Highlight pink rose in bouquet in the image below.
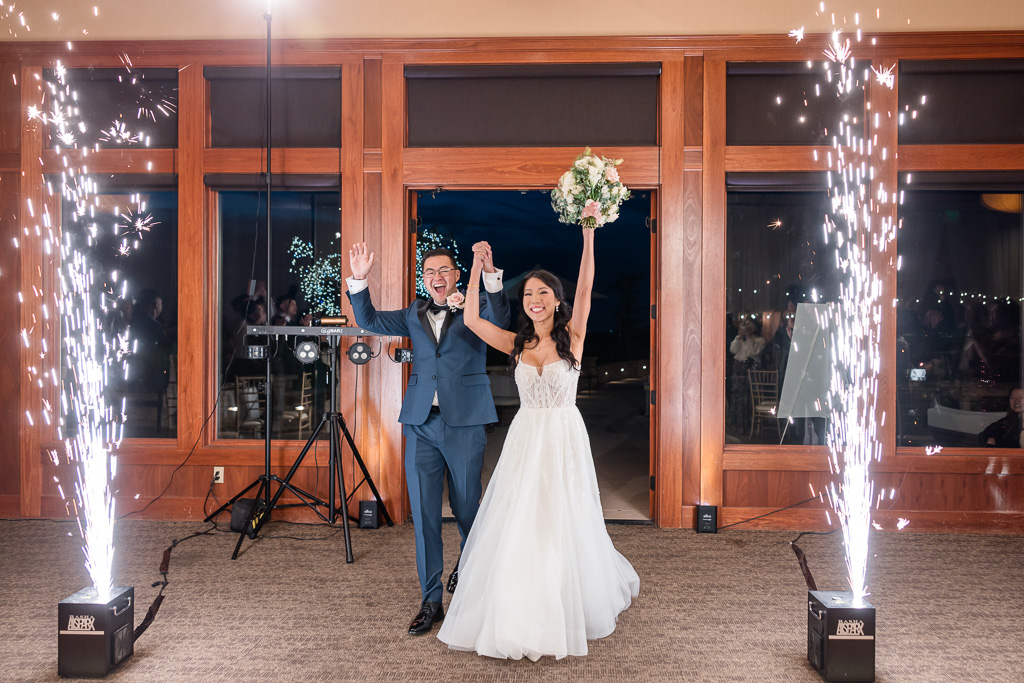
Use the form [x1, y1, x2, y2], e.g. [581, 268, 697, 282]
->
[605, 166, 620, 183]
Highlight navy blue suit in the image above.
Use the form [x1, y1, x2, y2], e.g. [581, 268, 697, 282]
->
[347, 284, 510, 603]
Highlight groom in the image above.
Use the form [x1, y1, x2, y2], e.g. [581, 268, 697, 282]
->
[346, 241, 510, 635]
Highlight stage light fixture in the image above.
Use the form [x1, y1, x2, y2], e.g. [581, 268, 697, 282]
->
[294, 340, 319, 364]
[347, 341, 372, 365]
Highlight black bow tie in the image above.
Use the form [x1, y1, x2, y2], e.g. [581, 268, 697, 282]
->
[426, 300, 448, 315]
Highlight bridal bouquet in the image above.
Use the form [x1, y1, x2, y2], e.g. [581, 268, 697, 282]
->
[550, 147, 630, 229]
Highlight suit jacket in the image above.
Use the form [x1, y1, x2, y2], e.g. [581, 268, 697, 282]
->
[346, 286, 511, 427]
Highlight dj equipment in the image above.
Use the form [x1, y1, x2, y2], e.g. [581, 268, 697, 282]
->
[206, 326, 393, 561]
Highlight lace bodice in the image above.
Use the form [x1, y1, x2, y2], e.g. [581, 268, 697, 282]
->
[515, 359, 579, 409]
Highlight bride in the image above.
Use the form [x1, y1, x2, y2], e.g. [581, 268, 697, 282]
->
[436, 228, 639, 661]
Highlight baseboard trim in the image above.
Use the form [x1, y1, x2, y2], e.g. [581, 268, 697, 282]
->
[716, 507, 1023, 535]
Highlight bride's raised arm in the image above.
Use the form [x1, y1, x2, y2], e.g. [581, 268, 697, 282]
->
[464, 248, 516, 354]
[568, 228, 595, 354]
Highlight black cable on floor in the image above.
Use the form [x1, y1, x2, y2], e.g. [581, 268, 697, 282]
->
[717, 495, 819, 530]
[788, 529, 839, 591]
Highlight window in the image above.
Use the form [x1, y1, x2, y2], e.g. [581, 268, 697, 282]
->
[213, 177, 341, 440]
[726, 174, 838, 445]
[726, 62, 866, 146]
[896, 173, 1023, 449]
[898, 60, 1024, 145]
[406, 63, 659, 147]
[60, 175, 179, 439]
[43, 67, 178, 149]
[206, 67, 342, 148]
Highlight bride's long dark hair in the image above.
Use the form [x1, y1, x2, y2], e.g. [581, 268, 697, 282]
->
[509, 269, 579, 373]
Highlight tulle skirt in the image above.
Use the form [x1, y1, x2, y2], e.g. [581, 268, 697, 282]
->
[437, 406, 639, 661]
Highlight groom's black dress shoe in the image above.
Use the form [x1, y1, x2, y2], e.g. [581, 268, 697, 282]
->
[408, 601, 444, 636]
[446, 568, 458, 593]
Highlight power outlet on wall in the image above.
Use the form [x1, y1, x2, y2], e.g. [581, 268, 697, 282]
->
[213, 467, 224, 484]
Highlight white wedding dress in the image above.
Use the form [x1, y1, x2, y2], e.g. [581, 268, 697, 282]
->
[437, 359, 640, 661]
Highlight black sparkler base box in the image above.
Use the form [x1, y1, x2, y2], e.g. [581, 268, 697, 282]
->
[807, 590, 875, 682]
[58, 586, 134, 678]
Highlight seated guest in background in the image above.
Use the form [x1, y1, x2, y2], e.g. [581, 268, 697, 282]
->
[728, 316, 765, 435]
[979, 387, 1023, 448]
[730, 317, 766, 366]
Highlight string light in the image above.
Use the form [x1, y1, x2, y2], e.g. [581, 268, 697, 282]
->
[288, 236, 342, 316]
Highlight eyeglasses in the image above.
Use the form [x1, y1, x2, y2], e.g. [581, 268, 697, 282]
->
[422, 267, 456, 278]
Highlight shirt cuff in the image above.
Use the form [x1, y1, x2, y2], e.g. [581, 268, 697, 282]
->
[346, 276, 369, 294]
[482, 268, 503, 294]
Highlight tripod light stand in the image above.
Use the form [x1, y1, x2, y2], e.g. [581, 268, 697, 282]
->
[203, 4, 278, 556]
[205, 3, 394, 558]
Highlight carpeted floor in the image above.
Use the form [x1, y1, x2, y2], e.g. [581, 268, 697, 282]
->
[1, 519, 1021, 682]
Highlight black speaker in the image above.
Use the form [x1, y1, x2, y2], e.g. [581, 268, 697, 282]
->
[359, 501, 379, 529]
[696, 505, 718, 533]
[230, 498, 267, 538]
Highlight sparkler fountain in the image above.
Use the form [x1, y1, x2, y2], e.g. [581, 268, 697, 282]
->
[14, 7, 175, 675]
[30, 60, 137, 678]
[792, 6, 902, 682]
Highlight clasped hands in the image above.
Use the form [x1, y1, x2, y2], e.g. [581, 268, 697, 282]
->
[471, 241, 495, 274]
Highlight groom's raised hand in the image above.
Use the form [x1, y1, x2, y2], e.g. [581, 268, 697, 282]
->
[349, 242, 375, 280]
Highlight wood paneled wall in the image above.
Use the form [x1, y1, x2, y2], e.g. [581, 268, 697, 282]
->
[0, 60, 21, 511]
[1, 33, 1022, 534]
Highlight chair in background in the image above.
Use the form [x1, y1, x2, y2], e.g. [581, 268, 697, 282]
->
[234, 375, 267, 438]
[219, 380, 239, 437]
[749, 369, 780, 438]
[282, 372, 314, 438]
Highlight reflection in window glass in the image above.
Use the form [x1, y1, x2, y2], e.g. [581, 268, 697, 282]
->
[726, 185, 838, 445]
[61, 183, 179, 439]
[897, 190, 1023, 449]
[217, 190, 341, 440]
